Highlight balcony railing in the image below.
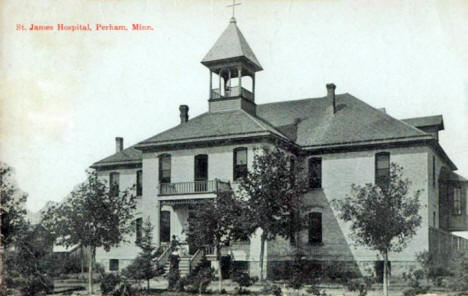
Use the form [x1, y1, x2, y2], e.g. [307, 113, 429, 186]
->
[211, 86, 253, 101]
[159, 180, 222, 196]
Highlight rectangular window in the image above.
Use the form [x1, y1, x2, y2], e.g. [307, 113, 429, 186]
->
[136, 170, 143, 196]
[135, 217, 143, 244]
[109, 259, 119, 271]
[432, 156, 436, 188]
[159, 154, 171, 184]
[453, 187, 462, 215]
[375, 152, 390, 188]
[308, 158, 322, 189]
[109, 172, 120, 197]
[308, 212, 322, 244]
[233, 148, 248, 180]
[160, 211, 171, 243]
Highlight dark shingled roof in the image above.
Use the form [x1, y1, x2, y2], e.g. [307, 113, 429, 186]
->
[91, 146, 142, 168]
[93, 93, 442, 167]
[137, 109, 288, 146]
[402, 115, 444, 130]
[256, 94, 429, 147]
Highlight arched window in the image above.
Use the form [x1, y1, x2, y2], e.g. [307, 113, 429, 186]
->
[159, 154, 171, 184]
[375, 152, 390, 188]
[109, 172, 120, 197]
[308, 157, 322, 189]
[136, 170, 143, 196]
[308, 212, 322, 244]
[233, 147, 248, 180]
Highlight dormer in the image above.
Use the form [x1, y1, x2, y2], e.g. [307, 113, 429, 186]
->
[402, 115, 444, 141]
[201, 17, 262, 115]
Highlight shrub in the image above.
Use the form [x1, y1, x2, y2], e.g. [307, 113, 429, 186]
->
[232, 271, 256, 294]
[306, 286, 329, 296]
[100, 273, 122, 295]
[262, 282, 282, 296]
[100, 273, 134, 296]
[446, 252, 468, 291]
[345, 277, 374, 296]
[183, 258, 214, 294]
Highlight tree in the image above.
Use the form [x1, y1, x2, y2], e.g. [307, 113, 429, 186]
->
[6, 223, 55, 296]
[42, 170, 137, 294]
[236, 146, 308, 281]
[186, 190, 250, 292]
[0, 162, 28, 289]
[332, 163, 422, 296]
[122, 219, 164, 292]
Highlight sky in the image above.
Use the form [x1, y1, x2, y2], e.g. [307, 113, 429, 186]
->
[1, 0, 467, 212]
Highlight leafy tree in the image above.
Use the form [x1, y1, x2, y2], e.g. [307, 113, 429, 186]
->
[236, 146, 308, 281]
[42, 170, 137, 294]
[6, 223, 55, 296]
[186, 190, 250, 291]
[332, 163, 422, 296]
[0, 162, 28, 289]
[0, 162, 28, 248]
[122, 219, 164, 292]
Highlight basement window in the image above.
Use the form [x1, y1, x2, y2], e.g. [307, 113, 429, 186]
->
[109, 259, 119, 271]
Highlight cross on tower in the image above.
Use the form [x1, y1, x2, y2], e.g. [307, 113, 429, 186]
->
[227, 0, 241, 18]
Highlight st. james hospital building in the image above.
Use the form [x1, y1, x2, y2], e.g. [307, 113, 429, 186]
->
[90, 17, 468, 278]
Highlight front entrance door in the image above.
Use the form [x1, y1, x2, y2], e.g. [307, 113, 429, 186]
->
[160, 210, 171, 244]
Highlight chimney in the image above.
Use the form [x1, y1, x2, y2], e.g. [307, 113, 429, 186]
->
[179, 105, 189, 124]
[326, 83, 336, 114]
[115, 137, 123, 153]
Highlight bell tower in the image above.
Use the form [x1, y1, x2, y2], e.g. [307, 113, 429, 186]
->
[201, 17, 263, 115]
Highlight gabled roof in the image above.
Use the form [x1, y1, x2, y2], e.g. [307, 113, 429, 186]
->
[201, 18, 262, 71]
[402, 115, 444, 130]
[91, 146, 142, 168]
[136, 110, 289, 148]
[256, 94, 431, 148]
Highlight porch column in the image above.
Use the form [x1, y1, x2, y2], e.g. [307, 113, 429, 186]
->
[209, 70, 212, 99]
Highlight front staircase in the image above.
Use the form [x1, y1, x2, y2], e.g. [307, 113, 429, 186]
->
[157, 245, 210, 277]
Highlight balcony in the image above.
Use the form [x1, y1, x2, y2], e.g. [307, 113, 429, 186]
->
[211, 86, 253, 101]
[158, 179, 230, 197]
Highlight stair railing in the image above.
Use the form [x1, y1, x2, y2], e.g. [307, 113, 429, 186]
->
[157, 245, 172, 268]
[189, 247, 205, 273]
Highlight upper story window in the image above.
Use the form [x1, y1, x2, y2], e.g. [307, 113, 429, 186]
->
[308, 212, 322, 244]
[109, 172, 120, 197]
[453, 187, 462, 215]
[194, 154, 208, 181]
[159, 154, 171, 184]
[308, 157, 322, 189]
[135, 217, 143, 244]
[233, 147, 248, 180]
[375, 152, 390, 189]
[432, 156, 436, 188]
[136, 170, 143, 196]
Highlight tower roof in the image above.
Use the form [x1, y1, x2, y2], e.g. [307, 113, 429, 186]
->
[201, 18, 263, 72]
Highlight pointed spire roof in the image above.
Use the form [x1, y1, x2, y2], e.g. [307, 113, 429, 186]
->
[202, 18, 263, 71]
